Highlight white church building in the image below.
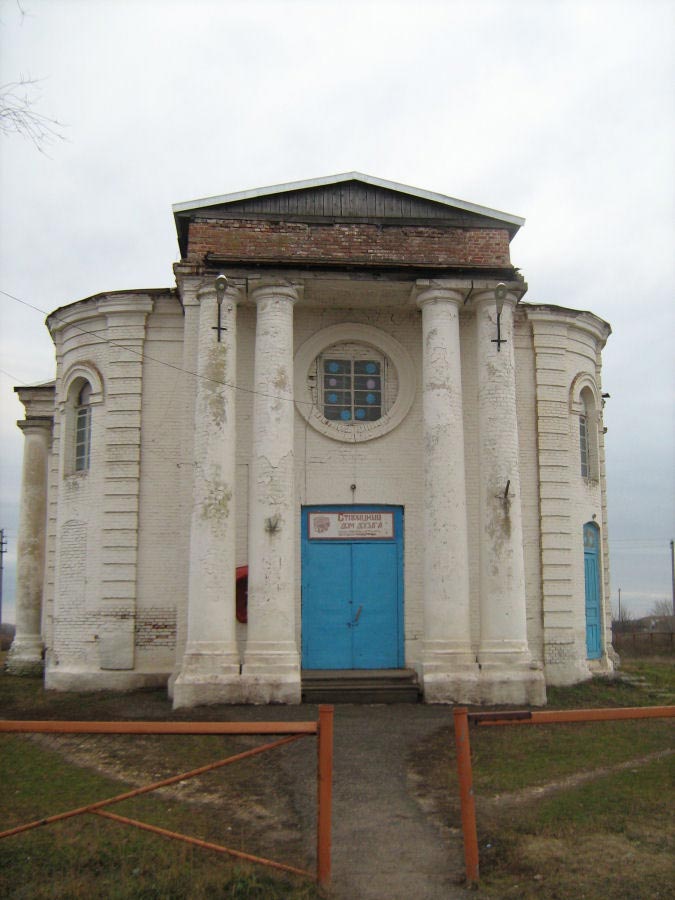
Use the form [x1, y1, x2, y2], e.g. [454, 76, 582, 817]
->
[8, 173, 615, 706]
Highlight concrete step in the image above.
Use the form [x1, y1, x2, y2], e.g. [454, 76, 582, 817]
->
[301, 668, 421, 704]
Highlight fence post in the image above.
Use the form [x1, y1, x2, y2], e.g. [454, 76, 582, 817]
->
[453, 706, 479, 886]
[317, 704, 333, 886]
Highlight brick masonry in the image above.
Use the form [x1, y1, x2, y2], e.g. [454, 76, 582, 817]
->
[187, 219, 512, 268]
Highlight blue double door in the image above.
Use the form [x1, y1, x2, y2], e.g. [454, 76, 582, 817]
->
[301, 506, 404, 670]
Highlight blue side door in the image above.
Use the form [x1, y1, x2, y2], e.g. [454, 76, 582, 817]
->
[301, 506, 404, 670]
[584, 523, 602, 659]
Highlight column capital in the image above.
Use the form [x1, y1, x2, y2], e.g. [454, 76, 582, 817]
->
[17, 416, 53, 437]
[415, 287, 467, 310]
[413, 279, 471, 308]
[248, 278, 303, 306]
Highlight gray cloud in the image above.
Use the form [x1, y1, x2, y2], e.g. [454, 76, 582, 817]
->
[0, 0, 673, 620]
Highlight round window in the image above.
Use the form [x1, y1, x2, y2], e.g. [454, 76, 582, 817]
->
[294, 324, 415, 442]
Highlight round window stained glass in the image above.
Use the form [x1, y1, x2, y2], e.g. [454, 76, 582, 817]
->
[294, 324, 415, 444]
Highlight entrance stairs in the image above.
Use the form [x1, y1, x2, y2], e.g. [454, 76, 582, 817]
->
[301, 668, 421, 704]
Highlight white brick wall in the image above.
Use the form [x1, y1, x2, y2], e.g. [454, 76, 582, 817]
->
[31, 284, 612, 695]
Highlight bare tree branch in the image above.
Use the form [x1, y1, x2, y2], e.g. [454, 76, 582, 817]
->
[649, 599, 673, 618]
[0, 77, 66, 154]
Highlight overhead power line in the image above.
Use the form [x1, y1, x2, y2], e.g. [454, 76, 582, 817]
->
[0, 287, 312, 408]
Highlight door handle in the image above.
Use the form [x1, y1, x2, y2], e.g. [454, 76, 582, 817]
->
[347, 604, 363, 628]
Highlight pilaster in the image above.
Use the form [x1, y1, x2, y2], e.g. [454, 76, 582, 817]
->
[99, 297, 154, 672]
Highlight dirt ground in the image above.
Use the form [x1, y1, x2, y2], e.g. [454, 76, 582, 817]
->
[2, 681, 469, 899]
[2, 673, 673, 899]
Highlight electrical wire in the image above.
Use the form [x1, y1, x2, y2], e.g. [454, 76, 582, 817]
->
[0, 288, 312, 408]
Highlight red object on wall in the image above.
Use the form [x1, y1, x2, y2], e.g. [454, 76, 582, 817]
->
[236, 566, 248, 624]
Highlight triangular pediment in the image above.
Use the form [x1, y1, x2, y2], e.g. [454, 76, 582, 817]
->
[173, 173, 523, 257]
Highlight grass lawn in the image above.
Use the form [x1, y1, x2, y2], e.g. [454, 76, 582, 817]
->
[0, 663, 320, 899]
[410, 658, 675, 900]
[1, 656, 673, 898]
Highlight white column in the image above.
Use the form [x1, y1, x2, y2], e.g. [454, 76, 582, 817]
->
[241, 280, 301, 704]
[169, 279, 201, 695]
[173, 280, 243, 707]
[417, 286, 478, 702]
[475, 290, 545, 704]
[8, 418, 52, 674]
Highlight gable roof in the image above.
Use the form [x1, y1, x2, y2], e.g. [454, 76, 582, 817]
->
[173, 173, 524, 258]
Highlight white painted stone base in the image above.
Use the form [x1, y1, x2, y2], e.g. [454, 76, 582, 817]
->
[422, 671, 481, 704]
[6, 637, 44, 676]
[421, 642, 480, 703]
[241, 642, 301, 704]
[588, 655, 617, 677]
[240, 674, 301, 705]
[545, 659, 593, 687]
[172, 645, 244, 707]
[45, 667, 170, 692]
[478, 663, 547, 706]
[172, 676, 245, 709]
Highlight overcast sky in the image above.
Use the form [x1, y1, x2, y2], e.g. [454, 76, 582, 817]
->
[1, 0, 673, 624]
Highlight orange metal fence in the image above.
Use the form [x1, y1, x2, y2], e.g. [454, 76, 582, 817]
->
[453, 704, 675, 886]
[0, 704, 334, 887]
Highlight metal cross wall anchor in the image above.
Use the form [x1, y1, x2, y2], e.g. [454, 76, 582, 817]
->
[491, 311, 506, 351]
[212, 302, 227, 342]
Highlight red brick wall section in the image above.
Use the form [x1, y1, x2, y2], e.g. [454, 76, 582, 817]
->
[187, 219, 512, 268]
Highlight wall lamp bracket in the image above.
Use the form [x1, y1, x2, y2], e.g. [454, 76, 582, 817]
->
[212, 274, 229, 342]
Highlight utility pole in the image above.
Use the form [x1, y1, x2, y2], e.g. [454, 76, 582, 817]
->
[618, 587, 621, 620]
[671, 539, 674, 617]
[0, 528, 6, 625]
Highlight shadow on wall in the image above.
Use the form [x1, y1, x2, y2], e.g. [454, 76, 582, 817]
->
[0, 623, 16, 651]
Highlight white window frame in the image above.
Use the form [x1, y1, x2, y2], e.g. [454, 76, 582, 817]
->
[75, 382, 92, 471]
[294, 324, 415, 443]
[59, 362, 104, 477]
[570, 374, 601, 482]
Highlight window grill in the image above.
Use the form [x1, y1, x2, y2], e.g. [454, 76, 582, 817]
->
[75, 382, 92, 471]
[579, 413, 589, 478]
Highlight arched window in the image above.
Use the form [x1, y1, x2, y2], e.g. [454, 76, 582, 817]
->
[60, 363, 103, 478]
[75, 381, 92, 471]
[579, 393, 590, 478]
[578, 387, 598, 480]
[570, 375, 600, 482]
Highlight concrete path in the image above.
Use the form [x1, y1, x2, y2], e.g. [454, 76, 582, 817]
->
[277, 704, 469, 900]
[328, 705, 467, 899]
